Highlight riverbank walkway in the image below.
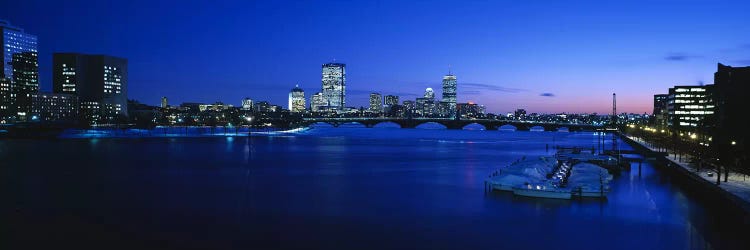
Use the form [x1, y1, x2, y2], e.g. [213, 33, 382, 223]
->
[626, 135, 750, 206]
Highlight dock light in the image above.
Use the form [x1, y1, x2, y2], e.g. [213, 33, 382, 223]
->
[245, 117, 252, 122]
[732, 141, 736, 145]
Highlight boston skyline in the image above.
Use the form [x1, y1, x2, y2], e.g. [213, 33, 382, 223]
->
[3, 0, 749, 114]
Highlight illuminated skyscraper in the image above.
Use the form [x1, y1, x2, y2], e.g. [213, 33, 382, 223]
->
[369, 93, 382, 113]
[1, 20, 37, 82]
[0, 20, 37, 119]
[321, 63, 345, 110]
[288, 84, 305, 112]
[442, 73, 457, 117]
[161, 96, 168, 108]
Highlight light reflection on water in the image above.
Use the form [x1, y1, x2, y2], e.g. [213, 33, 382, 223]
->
[2, 127, 746, 249]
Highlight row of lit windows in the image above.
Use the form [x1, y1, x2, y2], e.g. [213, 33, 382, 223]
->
[674, 110, 714, 115]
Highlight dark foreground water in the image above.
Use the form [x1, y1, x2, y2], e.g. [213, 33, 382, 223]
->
[2, 126, 748, 250]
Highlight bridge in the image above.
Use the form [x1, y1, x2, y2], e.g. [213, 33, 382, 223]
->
[301, 118, 603, 131]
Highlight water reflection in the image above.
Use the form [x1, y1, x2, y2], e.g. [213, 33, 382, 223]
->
[2, 128, 747, 250]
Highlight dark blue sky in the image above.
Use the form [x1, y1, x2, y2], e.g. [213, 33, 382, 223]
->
[3, 0, 749, 114]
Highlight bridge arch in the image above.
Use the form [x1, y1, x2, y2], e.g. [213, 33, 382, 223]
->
[415, 122, 447, 129]
[372, 121, 401, 128]
[498, 124, 517, 131]
[462, 123, 486, 130]
[529, 125, 545, 131]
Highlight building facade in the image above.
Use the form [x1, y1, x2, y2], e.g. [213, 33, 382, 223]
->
[53, 53, 128, 123]
[242, 97, 254, 110]
[321, 63, 346, 110]
[10, 51, 39, 119]
[369, 93, 382, 113]
[1, 20, 37, 82]
[667, 85, 714, 130]
[713, 63, 749, 171]
[29, 92, 79, 121]
[288, 85, 305, 113]
[442, 74, 457, 117]
[311, 92, 326, 112]
[652, 94, 668, 128]
[161, 96, 168, 108]
[384, 95, 399, 107]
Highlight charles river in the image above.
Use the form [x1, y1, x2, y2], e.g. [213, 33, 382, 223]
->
[2, 124, 748, 250]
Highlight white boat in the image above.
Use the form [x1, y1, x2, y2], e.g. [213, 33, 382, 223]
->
[512, 183, 572, 199]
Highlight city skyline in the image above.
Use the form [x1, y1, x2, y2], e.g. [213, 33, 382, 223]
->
[3, 0, 750, 114]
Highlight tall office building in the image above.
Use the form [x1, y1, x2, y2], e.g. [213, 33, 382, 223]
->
[1, 20, 38, 82]
[0, 20, 38, 119]
[653, 94, 668, 127]
[311, 92, 326, 112]
[53, 53, 128, 123]
[321, 63, 346, 110]
[666, 85, 714, 130]
[713, 63, 749, 168]
[442, 73, 457, 117]
[288, 84, 305, 113]
[11, 52, 39, 117]
[369, 93, 382, 113]
[161, 96, 168, 108]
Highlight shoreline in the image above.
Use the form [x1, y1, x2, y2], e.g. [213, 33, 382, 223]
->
[619, 132, 750, 221]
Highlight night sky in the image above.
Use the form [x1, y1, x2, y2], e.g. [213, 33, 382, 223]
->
[3, 0, 749, 114]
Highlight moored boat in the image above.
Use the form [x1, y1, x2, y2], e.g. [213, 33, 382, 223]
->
[512, 183, 572, 199]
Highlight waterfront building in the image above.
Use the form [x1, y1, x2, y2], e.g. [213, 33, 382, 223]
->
[10, 51, 39, 119]
[311, 92, 326, 112]
[53, 53, 128, 122]
[402, 100, 415, 117]
[1, 20, 37, 82]
[442, 73, 457, 117]
[369, 93, 382, 113]
[29, 92, 79, 121]
[457, 102, 482, 119]
[242, 97, 254, 110]
[713, 63, 749, 170]
[0, 77, 10, 119]
[288, 85, 305, 113]
[254, 101, 271, 113]
[666, 85, 714, 130]
[384, 95, 398, 107]
[653, 94, 668, 128]
[321, 63, 345, 110]
[199, 102, 233, 112]
[161, 96, 168, 108]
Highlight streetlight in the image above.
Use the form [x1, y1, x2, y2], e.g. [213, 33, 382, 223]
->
[731, 141, 736, 145]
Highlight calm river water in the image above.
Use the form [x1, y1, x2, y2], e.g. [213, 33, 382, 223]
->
[2, 125, 747, 249]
